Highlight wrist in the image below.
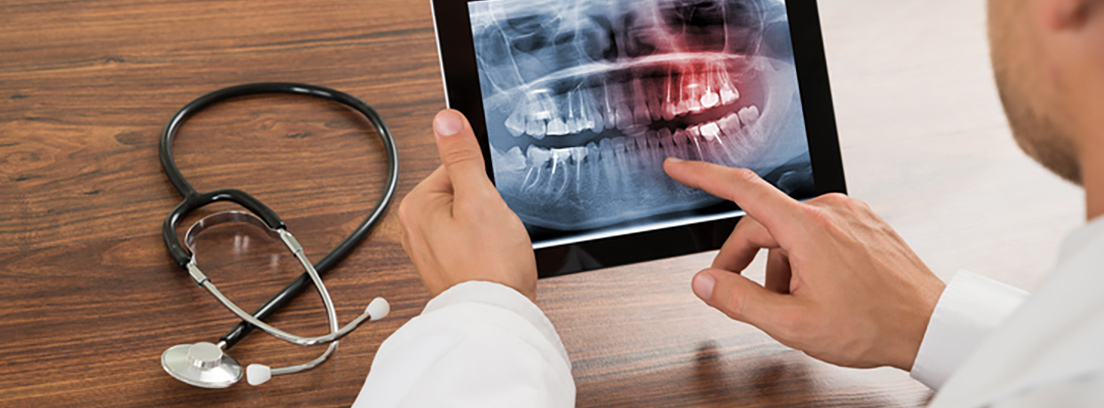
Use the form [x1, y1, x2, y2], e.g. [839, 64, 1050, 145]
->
[891, 278, 946, 371]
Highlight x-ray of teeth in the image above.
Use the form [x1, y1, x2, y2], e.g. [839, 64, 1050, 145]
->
[470, 0, 815, 246]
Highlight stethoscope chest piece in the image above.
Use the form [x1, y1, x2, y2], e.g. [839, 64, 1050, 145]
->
[162, 342, 243, 389]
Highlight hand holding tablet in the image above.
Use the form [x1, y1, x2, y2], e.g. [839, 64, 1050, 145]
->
[399, 110, 539, 300]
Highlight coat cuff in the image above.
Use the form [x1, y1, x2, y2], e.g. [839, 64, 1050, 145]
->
[910, 270, 1028, 389]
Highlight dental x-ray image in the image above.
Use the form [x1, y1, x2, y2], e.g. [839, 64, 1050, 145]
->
[470, 0, 815, 247]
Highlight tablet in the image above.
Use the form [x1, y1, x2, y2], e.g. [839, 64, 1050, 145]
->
[432, 0, 846, 278]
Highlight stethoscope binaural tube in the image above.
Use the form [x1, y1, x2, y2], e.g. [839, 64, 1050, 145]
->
[158, 83, 399, 388]
[182, 211, 388, 346]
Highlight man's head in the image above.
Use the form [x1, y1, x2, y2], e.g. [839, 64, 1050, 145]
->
[988, 0, 1104, 185]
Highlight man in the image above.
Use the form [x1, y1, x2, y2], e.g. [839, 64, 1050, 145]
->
[352, 0, 1104, 406]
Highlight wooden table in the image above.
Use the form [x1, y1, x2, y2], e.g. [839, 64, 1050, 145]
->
[0, 0, 1084, 406]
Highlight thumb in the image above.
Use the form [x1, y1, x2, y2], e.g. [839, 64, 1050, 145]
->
[433, 110, 494, 196]
[692, 268, 794, 331]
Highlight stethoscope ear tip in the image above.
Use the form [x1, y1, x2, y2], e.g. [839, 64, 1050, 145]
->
[247, 364, 272, 386]
[367, 297, 390, 321]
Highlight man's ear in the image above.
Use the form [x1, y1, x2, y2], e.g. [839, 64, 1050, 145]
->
[1037, 0, 1097, 30]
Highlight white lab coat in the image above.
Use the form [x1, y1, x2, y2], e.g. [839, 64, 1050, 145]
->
[353, 217, 1104, 407]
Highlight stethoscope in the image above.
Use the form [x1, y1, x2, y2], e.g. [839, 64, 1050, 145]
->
[158, 83, 399, 388]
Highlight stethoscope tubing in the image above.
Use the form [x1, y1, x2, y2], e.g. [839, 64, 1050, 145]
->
[159, 82, 399, 350]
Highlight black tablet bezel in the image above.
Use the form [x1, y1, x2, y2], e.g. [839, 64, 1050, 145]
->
[432, 0, 846, 278]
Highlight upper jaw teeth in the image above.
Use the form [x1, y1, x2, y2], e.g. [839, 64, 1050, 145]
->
[504, 68, 748, 140]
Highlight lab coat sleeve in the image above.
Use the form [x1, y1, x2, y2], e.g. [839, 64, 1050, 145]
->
[351, 281, 575, 408]
[910, 270, 1029, 390]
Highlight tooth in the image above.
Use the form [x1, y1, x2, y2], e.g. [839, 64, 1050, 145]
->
[664, 70, 679, 120]
[586, 141, 600, 160]
[717, 114, 749, 161]
[630, 80, 651, 126]
[564, 91, 577, 134]
[621, 136, 643, 172]
[599, 138, 621, 193]
[623, 127, 646, 139]
[658, 128, 680, 160]
[570, 146, 587, 195]
[650, 99, 665, 121]
[683, 70, 704, 113]
[643, 77, 664, 121]
[720, 84, 740, 105]
[505, 109, 526, 137]
[676, 73, 692, 116]
[570, 145, 588, 162]
[689, 125, 719, 163]
[571, 117, 584, 135]
[688, 126, 703, 142]
[571, 90, 590, 133]
[643, 130, 662, 168]
[664, 102, 678, 121]
[500, 146, 527, 171]
[634, 136, 650, 168]
[580, 88, 602, 133]
[526, 145, 552, 168]
[719, 113, 742, 136]
[687, 94, 703, 113]
[710, 131, 736, 165]
[739, 105, 760, 125]
[613, 136, 633, 171]
[523, 145, 551, 192]
[616, 101, 633, 130]
[633, 105, 649, 125]
[603, 85, 618, 129]
[675, 100, 690, 117]
[526, 117, 547, 140]
[744, 119, 767, 146]
[549, 148, 561, 178]
[547, 118, 568, 136]
[584, 142, 601, 196]
[700, 91, 720, 109]
[567, 91, 584, 135]
[549, 148, 570, 199]
[700, 123, 721, 141]
[688, 125, 715, 162]
[675, 129, 700, 161]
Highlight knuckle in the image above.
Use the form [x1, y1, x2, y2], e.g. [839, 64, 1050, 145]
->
[730, 168, 759, 183]
[441, 147, 482, 167]
[820, 193, 850, 206]
[854, 198, 873, 212]
[717, 293, 748, 320]
[468, 184, 499, 203]
[770, 308, 806, 340]
[804, 205, 834, 227]
[397, 197, 418, 228]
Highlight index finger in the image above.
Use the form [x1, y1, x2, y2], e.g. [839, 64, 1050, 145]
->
[664, 158, 805, 238]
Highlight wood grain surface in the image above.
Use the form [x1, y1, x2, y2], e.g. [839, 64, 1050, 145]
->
[0, 0, 1084, 407]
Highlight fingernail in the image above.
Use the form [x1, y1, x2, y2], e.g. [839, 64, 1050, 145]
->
[667, 157, 683, 164]
[692, 272, 715, 302]
[434, 111, 463, 137]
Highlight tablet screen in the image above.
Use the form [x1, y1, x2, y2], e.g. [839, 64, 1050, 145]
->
[467, 0, 814, 248]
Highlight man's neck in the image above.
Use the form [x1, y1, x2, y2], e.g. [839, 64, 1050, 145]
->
[1083, 142, 1104, 220]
